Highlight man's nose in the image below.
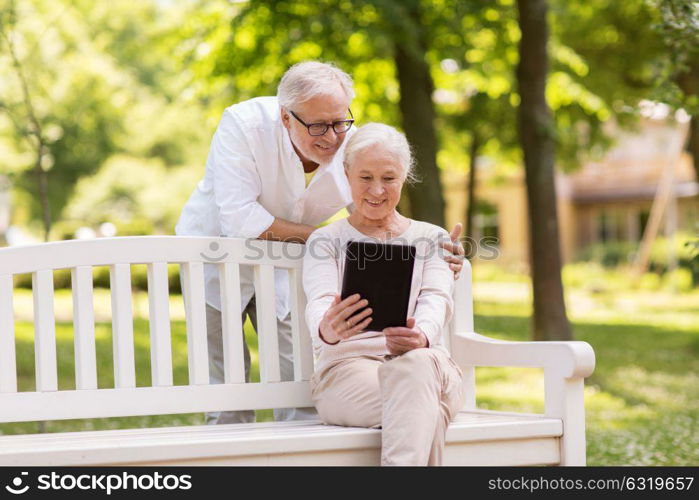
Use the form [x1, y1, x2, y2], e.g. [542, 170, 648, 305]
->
[323, 126, 338, 142]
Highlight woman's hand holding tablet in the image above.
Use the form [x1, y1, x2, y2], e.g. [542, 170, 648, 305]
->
[318, 293, 373, 345]
[383, 317, 428, 355]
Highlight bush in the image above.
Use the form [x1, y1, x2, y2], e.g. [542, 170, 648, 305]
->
[50, 220, 85, 241]
[576, 241, 637, 267]
[639, 272, 662, 291]
[563, 262, 606, 289]
[115, 219, 155, 236]
[472, 262, 529, 283]
[663, 268, 694, 293]
[14, 263, 182, 293]
[576, 233, 699, 288]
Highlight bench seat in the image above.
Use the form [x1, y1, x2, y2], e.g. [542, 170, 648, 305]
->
[0, 410, 562, 466]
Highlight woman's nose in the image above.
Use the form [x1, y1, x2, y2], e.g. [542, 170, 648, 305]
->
[368, 182, 384, 196]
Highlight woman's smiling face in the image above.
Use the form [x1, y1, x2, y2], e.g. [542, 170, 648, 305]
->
[345, 147, 405, 221]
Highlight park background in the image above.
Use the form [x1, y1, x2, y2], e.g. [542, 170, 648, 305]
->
[0, 0, 698, 465]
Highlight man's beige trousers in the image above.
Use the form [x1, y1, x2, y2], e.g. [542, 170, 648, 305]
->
[310, 348, 464, 466]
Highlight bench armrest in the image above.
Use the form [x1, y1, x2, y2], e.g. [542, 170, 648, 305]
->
[451, 330, 595, 379]
[451, 330, 594, 465]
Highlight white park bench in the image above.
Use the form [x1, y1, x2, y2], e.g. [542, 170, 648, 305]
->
[0, 236, 595, 466]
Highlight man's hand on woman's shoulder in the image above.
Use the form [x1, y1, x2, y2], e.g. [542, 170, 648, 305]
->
[439, 223, 465, 280]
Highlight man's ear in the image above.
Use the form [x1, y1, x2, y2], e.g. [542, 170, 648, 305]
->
[280, 107, 291, 130]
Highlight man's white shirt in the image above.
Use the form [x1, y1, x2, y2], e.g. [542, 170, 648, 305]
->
[175, 96, 354, 319]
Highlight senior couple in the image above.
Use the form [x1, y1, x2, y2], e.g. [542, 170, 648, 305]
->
[176, 61, 464, 466]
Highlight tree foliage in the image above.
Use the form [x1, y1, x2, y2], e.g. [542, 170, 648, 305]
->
[0, 0, 217, 237]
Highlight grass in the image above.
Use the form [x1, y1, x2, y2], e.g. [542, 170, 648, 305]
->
[2, 293, 272, 435]
[2, 274, 699, 465]
[471, 270, 699, 466]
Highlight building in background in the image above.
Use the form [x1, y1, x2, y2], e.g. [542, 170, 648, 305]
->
[445, 113, 699, 270]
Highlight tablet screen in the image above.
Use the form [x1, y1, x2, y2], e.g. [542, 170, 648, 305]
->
[340, 240, 416, 331]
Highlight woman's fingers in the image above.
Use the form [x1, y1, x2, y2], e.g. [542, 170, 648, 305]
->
[338, 293, 362, 308]
[385, 334, 415, 348]
[385, 337, 408, 355]
[338, 298, 370, 321]
[325, 294, 359, 321]
[385, 335, 419, 354]
[384, 321, 426, 352]
[329, 304, 367, 330]
[348, 306, 372, 325]
[328, 294, 362, 318]
[336, 307, 372, 336]
[345, 316, 372, 337]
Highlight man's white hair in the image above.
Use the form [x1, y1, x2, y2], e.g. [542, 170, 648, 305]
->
[277, 61, 355, 110]
[343, 123, 418, 184]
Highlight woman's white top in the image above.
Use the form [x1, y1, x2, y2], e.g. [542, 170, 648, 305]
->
[303, 217, 454, 372]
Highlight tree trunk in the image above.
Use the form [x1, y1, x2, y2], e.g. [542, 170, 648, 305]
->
[1, 2, 52, 241]
[465, 134, 480, 259]
[516, 0, 572, 341]
[393, 1, 445, 227]
[35, 143, 51, 242]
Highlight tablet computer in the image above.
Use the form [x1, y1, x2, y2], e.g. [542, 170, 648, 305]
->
[340, 240, 416, 331]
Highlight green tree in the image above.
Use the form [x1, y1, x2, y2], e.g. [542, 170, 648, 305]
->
[0, 0, 218, 239]
[650, 0, 699, 181]
[0, 0, 122, 239]
[211, 0, 500, 226]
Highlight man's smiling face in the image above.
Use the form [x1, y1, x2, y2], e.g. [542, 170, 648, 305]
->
[281, 87, 351, 167]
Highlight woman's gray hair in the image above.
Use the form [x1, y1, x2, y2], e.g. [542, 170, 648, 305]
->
[343, 123, 418, 184]
[277, 61, 355, 110]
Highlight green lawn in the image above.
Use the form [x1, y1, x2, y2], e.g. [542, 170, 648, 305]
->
[471, 277, 699, 466]
[2, 281, 698, 466]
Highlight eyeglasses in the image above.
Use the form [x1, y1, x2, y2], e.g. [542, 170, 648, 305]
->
[288, 108, 354, 136]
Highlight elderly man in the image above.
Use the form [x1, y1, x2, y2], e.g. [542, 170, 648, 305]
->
[175, 61, 464, 425]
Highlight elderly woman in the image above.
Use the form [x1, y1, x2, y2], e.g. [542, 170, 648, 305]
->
[302, 123, 464, 466]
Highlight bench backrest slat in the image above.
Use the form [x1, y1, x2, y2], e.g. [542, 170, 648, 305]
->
[180, 262, 209, 385]
[253, 264, 281, 383]
[109, 263, 136, 388]
[289, 267, 314, 381]
[146, 262, 174, 387]
[218, 262, 246, 384]
[33, 270, 58, 392]
[0, 236, 474, 424]
[0, 273, 17, 393]
[71, 266, 97, 390]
